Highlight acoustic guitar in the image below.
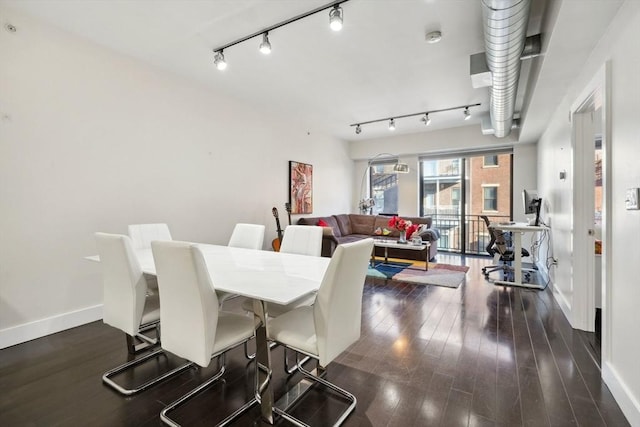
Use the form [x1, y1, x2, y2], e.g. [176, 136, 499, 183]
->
[285, 202, 292, 226]
[271, 207, 283, 252]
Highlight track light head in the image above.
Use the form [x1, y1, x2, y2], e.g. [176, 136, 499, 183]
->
[388, 118, 396, 131]
[355, 124, 362, 135]
[421, 113, 431, 126]
[259, 32, 272, 54]
[329, 5, 343, 31]
[214, 50, 227, 70]
[464, 107, 471, 120]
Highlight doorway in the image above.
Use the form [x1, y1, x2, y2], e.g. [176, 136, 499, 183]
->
[570, 64, 610, 367]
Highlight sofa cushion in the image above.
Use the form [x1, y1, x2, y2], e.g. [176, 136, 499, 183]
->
[403, 216, 432, 228]
[334, 214, 352, 236]
[348, 214, 376, 235]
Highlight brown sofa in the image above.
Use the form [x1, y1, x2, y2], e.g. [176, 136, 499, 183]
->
[297, 214, 439, 261]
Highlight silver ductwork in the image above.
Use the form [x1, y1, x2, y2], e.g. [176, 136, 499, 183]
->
[482, 0, 531, 138]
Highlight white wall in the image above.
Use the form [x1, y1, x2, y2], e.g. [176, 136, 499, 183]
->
[0, 8, 353, 347]
[349, 125, 536, 218]
[537, 2, 640, 424]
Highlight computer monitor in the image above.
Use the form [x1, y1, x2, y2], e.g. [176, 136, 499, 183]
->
[523, 189, 542, 226]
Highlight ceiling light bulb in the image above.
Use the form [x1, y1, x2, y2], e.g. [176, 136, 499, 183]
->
[214, 51, 227, 70]
[464, 107, 471, 120]
[389, 119, 396, 131]
[421, 113, 431, 126]
[329, 5, 343, 31]
[259, 32, 272, 54]
[355, 124, 362, 134]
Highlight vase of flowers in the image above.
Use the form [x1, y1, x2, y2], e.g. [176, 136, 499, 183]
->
[388, 216, 412, 244]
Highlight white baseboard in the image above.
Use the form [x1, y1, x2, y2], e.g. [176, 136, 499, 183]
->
[603, 362, 640, 426]
[0, 304, 103, 350]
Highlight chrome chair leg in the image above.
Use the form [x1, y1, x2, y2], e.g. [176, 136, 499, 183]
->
[161, 340, 259, 427]
[103, 349, 193, 396]
[274, 357, 356, 427]
[126, 321, 160, 354]
[283, 347, 312, 375]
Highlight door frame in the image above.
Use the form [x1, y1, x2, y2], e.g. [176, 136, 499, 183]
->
[569, 63, 611, 360]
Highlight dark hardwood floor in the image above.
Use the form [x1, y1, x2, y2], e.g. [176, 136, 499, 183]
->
[0, 254, 628, 426]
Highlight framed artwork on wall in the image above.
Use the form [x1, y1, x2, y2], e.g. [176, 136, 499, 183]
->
[289, 161, 313, 214]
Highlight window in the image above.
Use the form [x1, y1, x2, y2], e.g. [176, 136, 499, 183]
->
[451, 187, 460, 207]
[370, 163, 398, 214]
[483, 186, 498, 211]
[418, 149, 512, 255]
[483, 155, 498, 167]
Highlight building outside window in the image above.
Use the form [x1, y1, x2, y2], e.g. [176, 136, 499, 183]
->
[483, 155, 498, 167]
[419, 152, 512, 254]
[483, 185, 498, 211]
[370, 162, 399, 215]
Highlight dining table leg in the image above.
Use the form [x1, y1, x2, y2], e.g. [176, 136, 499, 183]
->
[253, 299, 274, 424]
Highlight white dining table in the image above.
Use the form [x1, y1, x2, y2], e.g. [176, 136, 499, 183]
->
[87, 243, 331, 424]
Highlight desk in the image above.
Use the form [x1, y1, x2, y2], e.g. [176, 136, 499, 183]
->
[489, 222, 548, 290]
[88, 244, 330, 424]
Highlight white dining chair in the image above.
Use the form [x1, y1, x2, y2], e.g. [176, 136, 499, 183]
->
[95, 232, 191, 396]
[151, 240, 257, 426]
[279, 225, 323, 256]
[128, 223, 172, 249]
[267, 238, 374, 426]
[218, 223, 266, 309]
[227, 223, 265, 249]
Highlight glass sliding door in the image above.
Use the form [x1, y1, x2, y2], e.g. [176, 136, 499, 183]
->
[420, 151, 513, 255]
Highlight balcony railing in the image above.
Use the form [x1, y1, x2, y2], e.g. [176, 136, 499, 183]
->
[428, 213, 511, 255]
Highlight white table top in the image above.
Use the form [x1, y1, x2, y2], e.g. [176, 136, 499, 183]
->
[87, 244, 331, 305]
[490, 222, 548, 232]
[372, 238, 428, 250]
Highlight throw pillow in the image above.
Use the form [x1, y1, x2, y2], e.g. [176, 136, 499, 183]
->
[406, 224, 419, 239]
[317, 219, 329, 227]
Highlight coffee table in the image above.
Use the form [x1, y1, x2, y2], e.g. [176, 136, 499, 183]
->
[372, 238, 430, 271]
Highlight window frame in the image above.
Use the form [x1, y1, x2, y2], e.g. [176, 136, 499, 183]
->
[482, 185, 499, 212]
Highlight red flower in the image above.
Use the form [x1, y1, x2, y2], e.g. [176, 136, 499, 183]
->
[388, 216, 412, 232]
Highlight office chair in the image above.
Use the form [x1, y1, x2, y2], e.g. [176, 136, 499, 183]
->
[479, 216, 531, 281]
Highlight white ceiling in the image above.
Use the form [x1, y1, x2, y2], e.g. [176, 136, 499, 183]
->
[1, 0, 625, 143]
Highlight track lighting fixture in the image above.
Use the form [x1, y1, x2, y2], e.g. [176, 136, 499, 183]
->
[350, 103, 481, 134]
[213, 50, 227, 70]
[329, 5, 344, 31]
[259, 32, 272, 54]
[211, 1, 349, 71]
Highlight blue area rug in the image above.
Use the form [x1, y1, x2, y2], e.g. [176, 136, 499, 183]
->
[367, 261, 412, 279]
[367, 260, 469, 288]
